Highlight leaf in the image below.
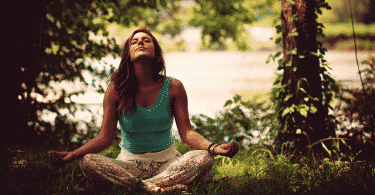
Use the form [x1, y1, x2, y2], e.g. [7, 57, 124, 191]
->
[286, 47, 298, 55]
[282, 107, 291, 117]
[278, 58, 284, 68]
[233, 94, 242, 103]
[285, 60, 292, 67]
[224, 100, 233, 107]
[310, 52, 319, 57]
[321, 142, 332, 157]
[287, 29, 298, 38]
[310, 105, 318, 114]
[273, 51, 282, 60]
[159, 0, 167, 8]
[288, 14, 298, 23]
[287, 0, 295, 5]
[284, 94, 293, 101]
[296, 129, 301, 134]
[299, 107, 307, 117]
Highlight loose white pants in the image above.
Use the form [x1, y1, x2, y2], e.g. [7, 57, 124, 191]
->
[79, 143, 215, 191]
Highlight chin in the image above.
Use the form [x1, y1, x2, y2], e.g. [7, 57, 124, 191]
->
[132, 55, 155, 62]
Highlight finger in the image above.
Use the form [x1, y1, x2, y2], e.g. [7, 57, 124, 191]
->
[228, 143, 234, 156]
[228, 142, 238, 158]
[56, 151, 68, 157]
[48, 152, 64, 169]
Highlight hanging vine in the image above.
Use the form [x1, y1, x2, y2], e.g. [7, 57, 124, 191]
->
[266, 0, 339, 155]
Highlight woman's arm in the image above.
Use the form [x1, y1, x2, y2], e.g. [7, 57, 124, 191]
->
[50, 83, 119, 166]
[72, 82, 120, 158]
[170, 78, 239, 157]
[169, 78, 213, 150]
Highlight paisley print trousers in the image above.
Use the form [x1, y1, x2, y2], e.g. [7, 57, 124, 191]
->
[79, 147, 215, 192]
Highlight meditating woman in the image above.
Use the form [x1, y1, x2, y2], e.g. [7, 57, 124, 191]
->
[48, 27, 239, 193]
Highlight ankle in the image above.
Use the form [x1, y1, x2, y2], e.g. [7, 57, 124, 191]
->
[142, 181, 161, 192]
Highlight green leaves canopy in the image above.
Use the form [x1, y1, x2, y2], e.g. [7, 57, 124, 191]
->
[10, 0, 182, 147]
[189, 0, 277, 51]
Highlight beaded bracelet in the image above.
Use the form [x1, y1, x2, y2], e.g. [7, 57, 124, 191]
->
[208, 143, 219, 156]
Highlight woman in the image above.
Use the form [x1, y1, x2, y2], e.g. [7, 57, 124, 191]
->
[48, 27, 239, 193]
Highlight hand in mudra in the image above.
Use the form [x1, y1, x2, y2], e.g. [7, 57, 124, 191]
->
[47, 151, 77, 169]
[214, 141, 240, 158]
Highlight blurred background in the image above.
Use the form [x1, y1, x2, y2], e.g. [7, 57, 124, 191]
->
[8, 0, 374, 152]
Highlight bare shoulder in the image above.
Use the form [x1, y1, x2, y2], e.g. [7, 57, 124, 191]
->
[104, 82, 119, 104]
[170, 78, 186, 96]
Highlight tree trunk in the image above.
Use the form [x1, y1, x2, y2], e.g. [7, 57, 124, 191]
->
[279, 0, 336, 162]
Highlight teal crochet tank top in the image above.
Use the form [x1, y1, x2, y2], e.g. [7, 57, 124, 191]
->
[118, 76, 175, 153]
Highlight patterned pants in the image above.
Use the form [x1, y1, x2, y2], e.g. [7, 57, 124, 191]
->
[79, 149, 215, 191]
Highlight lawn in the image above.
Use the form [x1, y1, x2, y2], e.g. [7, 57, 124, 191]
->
[3, 140, 375, 195]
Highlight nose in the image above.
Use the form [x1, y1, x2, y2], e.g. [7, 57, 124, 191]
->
[137, 40, 144, 46]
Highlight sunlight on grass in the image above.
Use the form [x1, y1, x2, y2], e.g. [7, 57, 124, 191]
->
[3, 143, 375, 194]
[213, 156, 251, 178]
[323, 23, 375, 37]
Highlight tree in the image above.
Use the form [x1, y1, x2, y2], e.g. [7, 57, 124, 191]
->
[4, 0, 182, 150]
[271, 0, 337, 162]
[188, 0, 338, 161]
[189, 0, 276, 51]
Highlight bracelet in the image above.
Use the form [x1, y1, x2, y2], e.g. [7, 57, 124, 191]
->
[208, 143, 215, 154]
[208, 143, 219, 156]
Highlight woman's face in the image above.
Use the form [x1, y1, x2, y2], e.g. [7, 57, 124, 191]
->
[129, 32, 155, 62]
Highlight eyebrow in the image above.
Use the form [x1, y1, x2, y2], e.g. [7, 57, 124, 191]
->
[131, 36, 151, 41]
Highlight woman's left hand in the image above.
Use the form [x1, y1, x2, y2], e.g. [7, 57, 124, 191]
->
[214, 141, 240, 158]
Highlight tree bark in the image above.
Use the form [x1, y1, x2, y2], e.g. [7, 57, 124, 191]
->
[279, 0, 336, 162]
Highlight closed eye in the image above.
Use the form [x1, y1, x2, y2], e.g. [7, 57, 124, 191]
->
[131, 38, 151, 45]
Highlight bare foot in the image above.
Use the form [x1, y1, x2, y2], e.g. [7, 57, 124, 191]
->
[158, 184, 188, 194]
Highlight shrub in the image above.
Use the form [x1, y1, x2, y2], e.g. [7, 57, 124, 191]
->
[335, 53, 375, 163]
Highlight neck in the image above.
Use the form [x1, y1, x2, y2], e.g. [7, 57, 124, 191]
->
[133, 58, 159, 86]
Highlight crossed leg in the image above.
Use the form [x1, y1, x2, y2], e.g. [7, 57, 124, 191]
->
[143, 150, 215, 192]
[79, 150, 215, 193]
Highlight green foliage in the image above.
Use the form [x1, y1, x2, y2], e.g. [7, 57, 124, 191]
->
[334, 54, 375, 163]
[267, 0, 339, 157]
[13, 0, 183, 149]
[188, 0, 278, 51]
[322, 23, 375, 37]
[191, 94, 278, 149]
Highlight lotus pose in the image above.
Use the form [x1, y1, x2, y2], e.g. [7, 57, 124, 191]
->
[48, 27, 239, 193]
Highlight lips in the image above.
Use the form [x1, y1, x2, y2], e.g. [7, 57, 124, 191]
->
[137, 47, 147, 51]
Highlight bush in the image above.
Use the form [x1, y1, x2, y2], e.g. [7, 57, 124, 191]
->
[335, 53, 375, 163]
[190, 94, 278, 151]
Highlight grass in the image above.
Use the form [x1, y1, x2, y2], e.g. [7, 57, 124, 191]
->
[323, 23, 375, 38]
[2, 139, 375, 195]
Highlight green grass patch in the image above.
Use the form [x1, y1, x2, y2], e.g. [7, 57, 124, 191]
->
[323, 23, 375, 37]
[3, 140, 375, 195]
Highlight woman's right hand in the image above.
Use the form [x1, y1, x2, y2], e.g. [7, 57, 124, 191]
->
[47, 151, 77, 169]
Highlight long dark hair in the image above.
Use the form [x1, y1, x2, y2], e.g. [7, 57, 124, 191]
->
[111, 27, 166, 118]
